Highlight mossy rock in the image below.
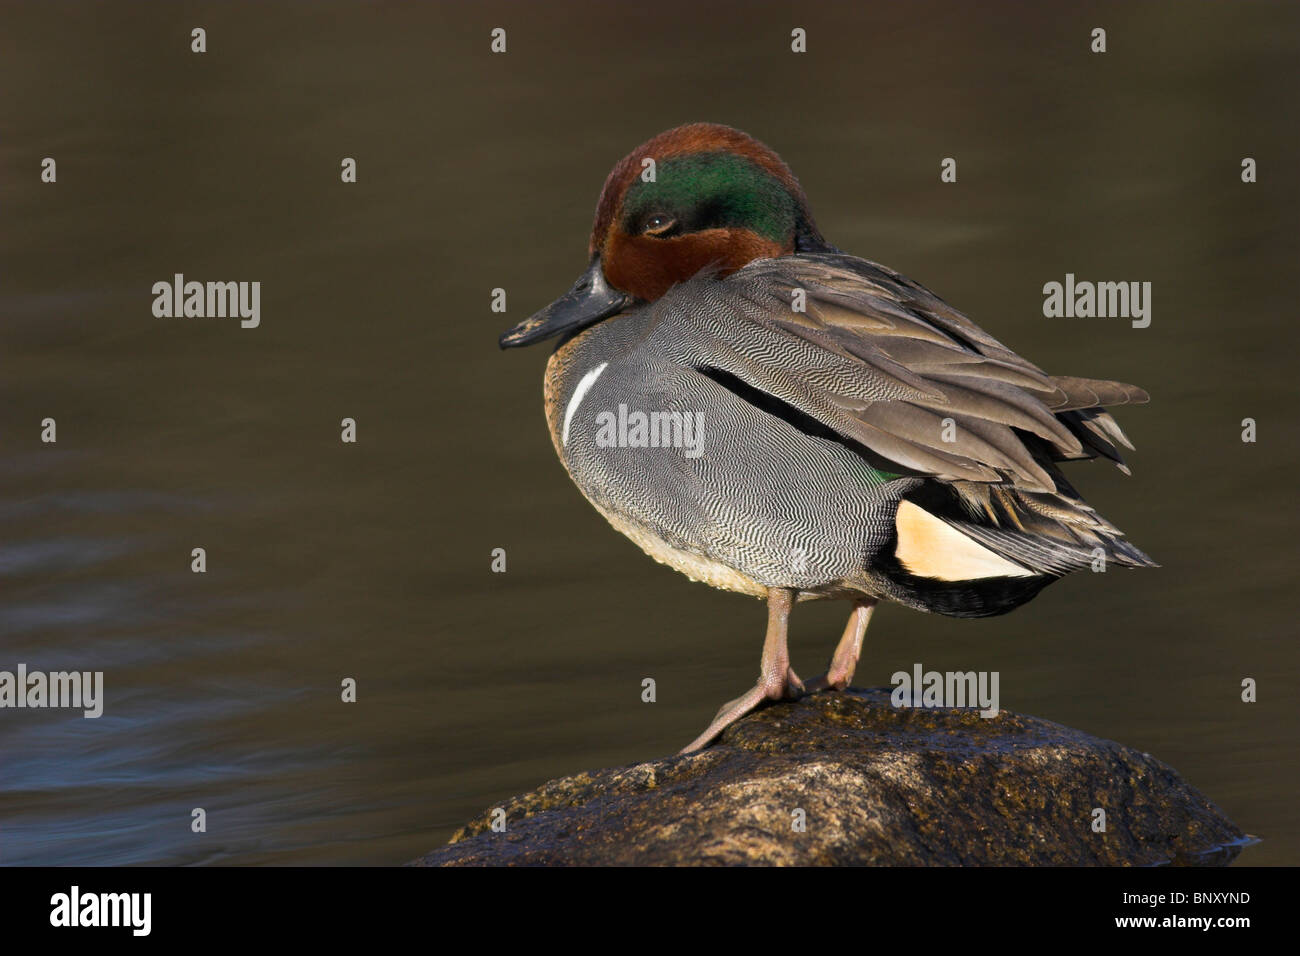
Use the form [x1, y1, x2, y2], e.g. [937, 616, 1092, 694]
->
[413, 688, 1251, 866]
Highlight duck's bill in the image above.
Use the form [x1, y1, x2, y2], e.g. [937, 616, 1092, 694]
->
[499, 259, 632, 348]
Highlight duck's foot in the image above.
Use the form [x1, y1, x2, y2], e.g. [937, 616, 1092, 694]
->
[679, 686, 766, 754]
[708, 666, 805, 723]
[806, 598, 876, 694]
[679, 589, 799, 754]
[679, 667, 803, 754]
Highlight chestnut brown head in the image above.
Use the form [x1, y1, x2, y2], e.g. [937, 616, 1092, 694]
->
[501, 123, 827, 349]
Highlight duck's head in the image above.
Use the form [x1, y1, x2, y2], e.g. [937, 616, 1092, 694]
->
[500, 123, 828, 349]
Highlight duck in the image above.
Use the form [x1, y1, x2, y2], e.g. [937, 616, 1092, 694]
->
[500, 123, 1155, 753]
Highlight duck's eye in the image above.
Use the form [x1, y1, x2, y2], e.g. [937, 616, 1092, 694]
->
[643, 215, 677, 236]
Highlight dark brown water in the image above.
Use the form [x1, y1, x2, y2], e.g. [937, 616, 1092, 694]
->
[1, 1, 1296, 865]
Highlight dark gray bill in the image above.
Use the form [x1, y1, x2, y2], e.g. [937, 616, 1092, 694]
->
[499, 258, 632, 349]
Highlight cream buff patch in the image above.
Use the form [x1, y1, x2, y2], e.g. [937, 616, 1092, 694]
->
[894, 499, 1035, 581]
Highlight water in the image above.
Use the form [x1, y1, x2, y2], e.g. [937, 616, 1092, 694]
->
[1, 1, 1296, 865]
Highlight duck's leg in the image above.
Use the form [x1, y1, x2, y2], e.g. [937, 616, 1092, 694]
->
[679, 588, 801, 753]
[806, 598, 877, 692]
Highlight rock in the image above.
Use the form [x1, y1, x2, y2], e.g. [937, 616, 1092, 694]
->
[413, 688, 1251, 866]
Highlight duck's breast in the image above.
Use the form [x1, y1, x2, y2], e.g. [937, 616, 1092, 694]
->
[543, 304, 903, 595]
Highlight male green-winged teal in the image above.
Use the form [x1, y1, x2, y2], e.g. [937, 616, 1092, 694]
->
[500, 123, 1155, 753]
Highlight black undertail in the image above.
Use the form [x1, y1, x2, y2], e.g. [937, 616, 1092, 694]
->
[872, 480, 1060, 618]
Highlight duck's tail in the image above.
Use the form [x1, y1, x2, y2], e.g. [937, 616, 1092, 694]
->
[873, 455, 1156, 619]
[1046, 374, 1149, 474]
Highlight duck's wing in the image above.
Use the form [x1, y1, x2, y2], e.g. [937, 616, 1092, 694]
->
[657, 253, 1156, 577]
[684, 253, 1148, 494]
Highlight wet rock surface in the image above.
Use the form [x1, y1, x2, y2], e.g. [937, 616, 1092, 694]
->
[413, 688, 1250, 866]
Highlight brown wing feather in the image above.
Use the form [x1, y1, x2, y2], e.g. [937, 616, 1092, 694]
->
[671, 253, 1155, 572]
[721, 254, 1147, 492]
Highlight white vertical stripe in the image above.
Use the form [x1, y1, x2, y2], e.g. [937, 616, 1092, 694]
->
[563, 362, 609, 447]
